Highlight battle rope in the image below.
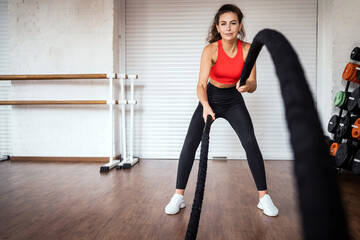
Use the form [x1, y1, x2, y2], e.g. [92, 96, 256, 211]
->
[239, 29, 349, 240]
[185, 114, 213, 240]
[184, 28, 350, 239]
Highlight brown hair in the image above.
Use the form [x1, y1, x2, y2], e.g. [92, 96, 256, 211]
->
[206, 4, 246, 43]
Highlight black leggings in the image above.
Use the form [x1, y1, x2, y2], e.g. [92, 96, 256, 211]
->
[176, 83, 267, 191]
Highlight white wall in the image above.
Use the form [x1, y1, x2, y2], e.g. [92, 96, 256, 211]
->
[8, 0, 121, 157]
[0, 0, 12, 157]
[318, 0, 360, 134]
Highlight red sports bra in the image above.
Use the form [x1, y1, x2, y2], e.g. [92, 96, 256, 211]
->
[209, 39, 244, 85]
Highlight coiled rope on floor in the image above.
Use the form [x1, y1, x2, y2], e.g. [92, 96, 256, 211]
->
[185, 28, 350, 240]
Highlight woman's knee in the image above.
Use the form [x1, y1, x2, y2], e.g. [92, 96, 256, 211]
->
[241, 136, 260, 151]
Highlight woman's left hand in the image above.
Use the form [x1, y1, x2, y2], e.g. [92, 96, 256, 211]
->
[236, 80, 250, 93]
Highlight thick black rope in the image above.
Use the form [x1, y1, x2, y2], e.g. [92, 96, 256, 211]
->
[240, 29, 349, 240]
[185, 114, 213, 240]
[184, 28, 349, 239]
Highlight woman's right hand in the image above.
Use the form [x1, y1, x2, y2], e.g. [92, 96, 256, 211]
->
[203, 105, 215, 122]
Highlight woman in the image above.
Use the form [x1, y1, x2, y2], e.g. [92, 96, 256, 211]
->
[165, 4, 278, 217]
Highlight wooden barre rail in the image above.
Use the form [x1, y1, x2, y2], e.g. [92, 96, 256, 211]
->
[0, 74, 109, 80]
[0, 74, 138, 80]
[0, 100, 121, 105]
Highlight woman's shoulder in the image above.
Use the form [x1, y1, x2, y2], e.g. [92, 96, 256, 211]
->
[241, 41, 252, 58]
[202, 41, 218, 57]
[241, 41, 251, 50]
[204, 41, 218, 51]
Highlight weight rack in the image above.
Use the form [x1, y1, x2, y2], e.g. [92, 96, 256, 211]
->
[327, 47, 360, 175]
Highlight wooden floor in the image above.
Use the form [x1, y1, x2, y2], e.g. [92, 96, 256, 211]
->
[0, 160, 359, 240]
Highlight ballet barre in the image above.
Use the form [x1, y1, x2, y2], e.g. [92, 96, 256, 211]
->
[0, 74, 111, 80]
[0, 73, 139, 172]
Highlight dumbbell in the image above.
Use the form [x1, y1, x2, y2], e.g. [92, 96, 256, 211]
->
[328, 115, 340, 134]
[334, 91, 349, 109]
[352, 149, 360, 175]
[325, 136, 341, 173]
[330, 142, 340, 156]
[351, 47, 360, 61]
[352, 118, 360, 140]
[335, 142, 354, 170]
[342, 62, 360, 83]
[335, 114, 357, 139]
[347, 87, 360, 112]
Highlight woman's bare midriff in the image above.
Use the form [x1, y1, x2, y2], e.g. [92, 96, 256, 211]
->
[209, 78, 237, 88]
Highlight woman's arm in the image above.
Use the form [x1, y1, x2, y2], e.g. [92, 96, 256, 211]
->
[197, 45, 216, 121]
[237, 42, 257, 93]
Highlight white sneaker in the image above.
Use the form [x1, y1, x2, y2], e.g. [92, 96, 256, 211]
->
[165, 193, 186, 215]
[257, 194, 279, 217]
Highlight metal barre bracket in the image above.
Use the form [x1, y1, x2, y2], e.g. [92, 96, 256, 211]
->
[118, 100, 128, 105]
[106, 73, 117, 79]
[126, 74, 138, 79]
[106, 100, 116, 105]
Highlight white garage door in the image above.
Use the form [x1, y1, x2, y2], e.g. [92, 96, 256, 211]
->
[125, 0, 318, 160]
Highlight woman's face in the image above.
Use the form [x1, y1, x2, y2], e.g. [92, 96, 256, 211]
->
[216, 12, 242, 41]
